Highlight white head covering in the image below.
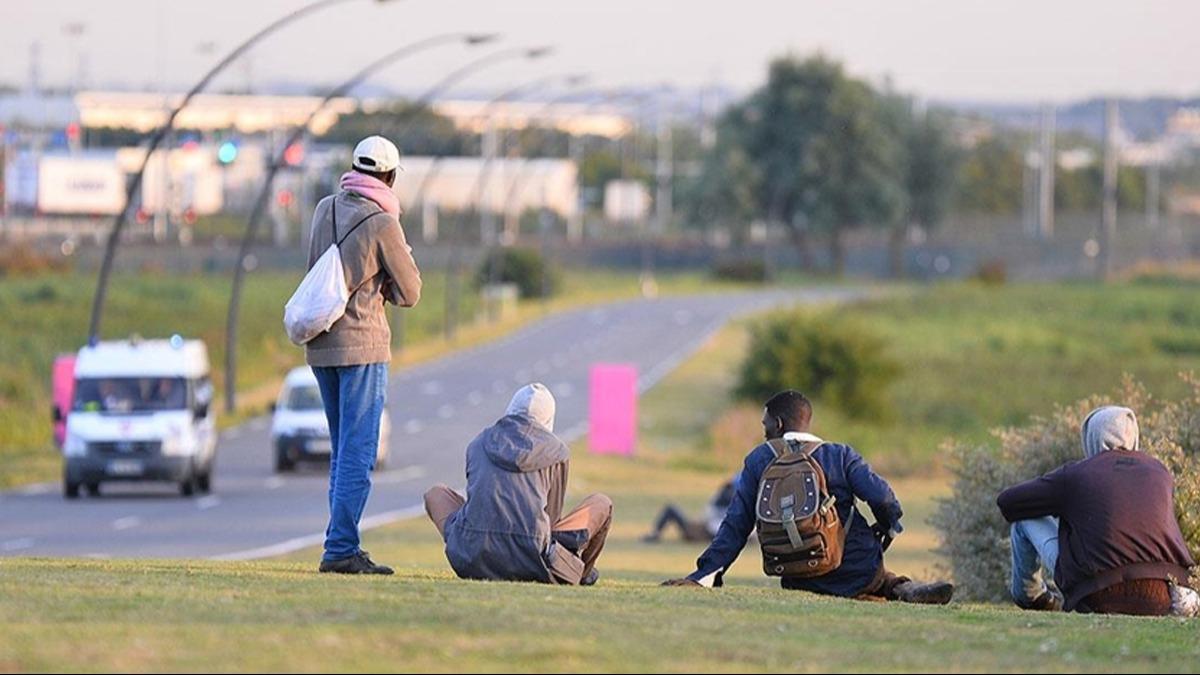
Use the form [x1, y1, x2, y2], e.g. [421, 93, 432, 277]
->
[1081, 405, 1140, 459]
[506, 383, 556, 432]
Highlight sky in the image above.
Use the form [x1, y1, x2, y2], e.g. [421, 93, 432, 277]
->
[0, 0, 1197, 104]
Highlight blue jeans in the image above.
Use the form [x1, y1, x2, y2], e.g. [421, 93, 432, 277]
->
[1010, 516, 1060, 606]
[312, 363, 387, 562]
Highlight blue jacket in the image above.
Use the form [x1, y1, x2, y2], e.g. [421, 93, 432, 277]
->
[687, 436, 904, 597]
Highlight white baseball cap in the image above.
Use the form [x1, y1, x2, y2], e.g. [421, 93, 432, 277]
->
[352, 135, 402, 173]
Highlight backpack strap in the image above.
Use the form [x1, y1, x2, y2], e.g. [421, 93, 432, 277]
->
[779, 494, 804, 550]
[767, 438, 823, 458]
[330, 195, 385, 247]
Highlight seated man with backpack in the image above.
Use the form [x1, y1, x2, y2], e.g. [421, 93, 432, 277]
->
[424, 383, 613, 586]
[663, 390, 954, 604]
[997, 405, 1198, 616]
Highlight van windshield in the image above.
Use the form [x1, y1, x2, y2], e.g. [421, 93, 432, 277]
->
[286, 385, 324, 411]
[73, 377, 188, 413]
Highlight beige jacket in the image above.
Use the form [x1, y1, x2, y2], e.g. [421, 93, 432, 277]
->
[304, 191, 422, 367]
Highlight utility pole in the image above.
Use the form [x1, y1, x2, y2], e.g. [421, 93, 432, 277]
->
[1145, 160, 1160, 230]
[654, 113, 673, 235]
[1098, 98, 1119, 281]
[1038, 104, 1056, 239]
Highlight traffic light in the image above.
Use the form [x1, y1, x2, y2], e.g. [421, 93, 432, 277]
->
[217, 141, 239, 165]
[282, 142, 304, 167]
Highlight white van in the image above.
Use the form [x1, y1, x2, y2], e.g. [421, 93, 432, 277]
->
[270, 366, 390, 473]
[62, 337, 217, 498]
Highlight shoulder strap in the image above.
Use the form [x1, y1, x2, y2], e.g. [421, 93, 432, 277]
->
[336, 208, 386, 247]
[768, 438, 823, 459]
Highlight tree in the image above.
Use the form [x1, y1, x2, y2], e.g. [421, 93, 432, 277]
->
[740, 55, 906, 275]
[679, 104, 760, 244]
[884, 100, 961, 277]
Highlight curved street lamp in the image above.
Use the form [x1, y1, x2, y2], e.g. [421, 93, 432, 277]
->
[87, 0, 400, 344]
[222, 31, 496, 412]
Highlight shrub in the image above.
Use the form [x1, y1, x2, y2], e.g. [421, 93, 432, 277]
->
[0, 245, 66, 277]
[474, 247, 560, 299]
[972, 258, 1007, 286]
[712, 258, 771, 283]
[734, 311, 900, 420]
[931, 375, 1200, 602]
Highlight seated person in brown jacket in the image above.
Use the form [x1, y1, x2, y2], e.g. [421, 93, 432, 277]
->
[997, 406, 1198, 616]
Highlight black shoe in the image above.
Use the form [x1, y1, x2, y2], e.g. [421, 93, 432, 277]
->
[319, 551, 394, 575]
[1018, 588, 1064, 612]
[581, 568, 600, 586]
[895, 580, 955, 605]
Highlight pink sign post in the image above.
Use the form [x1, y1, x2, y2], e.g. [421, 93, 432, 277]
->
[588, 363, 638, 455]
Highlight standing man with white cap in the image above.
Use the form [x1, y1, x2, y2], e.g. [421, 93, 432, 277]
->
[308, 135, 422, 574]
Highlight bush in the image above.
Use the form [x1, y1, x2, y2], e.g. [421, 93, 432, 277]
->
[931, 375, 1200, 602]
[972, 258, 1007, 286]
[734, 311, 900, 420]
[0, 245, 66, 277]
[712, 258, 771, 283]
[474, 247, 560, 299]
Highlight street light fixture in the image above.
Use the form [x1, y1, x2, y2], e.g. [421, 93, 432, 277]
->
[222, 31, 495, 412]
[86, 0, 400, 345]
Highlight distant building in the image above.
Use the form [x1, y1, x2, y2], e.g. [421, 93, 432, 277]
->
[425, 100, 632, 138]
[393, 156, 578, 217]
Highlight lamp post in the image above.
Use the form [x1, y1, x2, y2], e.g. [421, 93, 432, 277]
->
[87, 0, 399, 345]
[222, 31, 494, 412]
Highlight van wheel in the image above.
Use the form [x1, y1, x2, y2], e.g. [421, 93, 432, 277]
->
[64, 481, 80, 499]
[275, 451, 293, 473]
[180, 475, 196, 497]
[85, 482, 101, 497]
[197, 471, 212, 494]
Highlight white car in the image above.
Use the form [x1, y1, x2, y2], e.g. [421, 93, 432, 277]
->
[270, 366, 390, 473]
[62, 337, 217, 498]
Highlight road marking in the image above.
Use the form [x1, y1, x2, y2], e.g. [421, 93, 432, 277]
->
[420, 381, 442, 396]
[264, 476, 286, 490]
[2, 538, 34, 552]
[212, 503, 426, 561]
[196, 495, 221, 510]
[404, 419, 424, 434]
[467, 390, 483, 406]
[112, 517, 141, 531]
[437, 404, 454, 419]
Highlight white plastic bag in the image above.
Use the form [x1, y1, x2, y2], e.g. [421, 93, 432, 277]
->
[283, 243, 349, 345]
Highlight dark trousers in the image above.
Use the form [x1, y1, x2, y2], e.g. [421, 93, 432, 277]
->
[649, 505, 712, 542]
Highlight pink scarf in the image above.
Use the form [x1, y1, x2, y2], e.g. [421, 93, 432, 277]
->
[340, 171, 401, 217]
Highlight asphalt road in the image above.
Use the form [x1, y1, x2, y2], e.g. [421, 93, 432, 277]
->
[0, 288, 855, 561]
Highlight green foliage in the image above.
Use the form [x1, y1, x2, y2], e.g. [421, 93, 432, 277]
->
[954, 134, 1024, 214]
[474, 247, 560, 299]
[932, 377, 1200, 601]
[711, 258, 770, 283]
[735, 310, 901, 420]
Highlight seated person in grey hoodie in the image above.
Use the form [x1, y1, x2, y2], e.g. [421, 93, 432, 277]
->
[424, 383, 612, 585]
[997, 406, 1198, 616]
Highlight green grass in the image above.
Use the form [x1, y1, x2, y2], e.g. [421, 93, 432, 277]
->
[770, 279, 1200, 472]
[2, 313, 1196, 673]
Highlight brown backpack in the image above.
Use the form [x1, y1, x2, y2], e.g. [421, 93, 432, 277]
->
[756, 438, 847, 578]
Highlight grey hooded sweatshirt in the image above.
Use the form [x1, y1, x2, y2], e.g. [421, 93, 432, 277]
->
[443, 413, 571, 583]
